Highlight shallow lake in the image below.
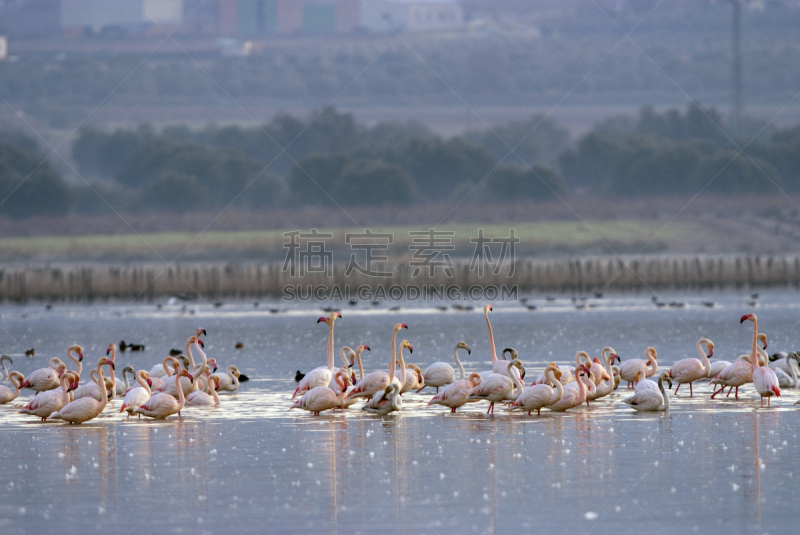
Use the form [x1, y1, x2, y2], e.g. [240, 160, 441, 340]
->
[1, 290, 799, 534]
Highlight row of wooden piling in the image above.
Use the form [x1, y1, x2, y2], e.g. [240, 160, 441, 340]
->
[1, 254, 799, 302]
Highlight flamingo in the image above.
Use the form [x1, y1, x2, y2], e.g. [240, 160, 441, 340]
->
[743, 314, 781, 407]
[21, 357, 66, 394]
[427, 373, 482, 413]
[216, 366, 241, 392]
[632, 369, 659, 393]
[618, 347, 658, 388]
[0, 371, 24, 404]
[120, 371, 153, 417]
[73, 347, 118, 402]
[587, 350, 618, 401]
[293, 312, 341, 399]
[290, 370, 348, 416]
[389, 340, 411, 392]
[185, 374, 221, 408]
[705, 333, 767, 380]
[134, 370, 193, 419]
[64, 345, 84, 380]
[19, 372, 78, 421]
[346, 323, 407, 401]
[353, 345, 370, 382]
[419, 341, 470, 393]
[0, 354, 12, 381]
[622, 372, 672, 411]
[532, 351, 585, 386]
[482, 305, 524, 383]
[588, 347, 615, 385]
[667, 338, 714, 397]
[773, 357, 797, 389]
[468, 359, 524, 414]
[49, 363, 113, 424]
[548, 363, 590, 412]
[400, 363, 424, 394]
[155, 356, 196, 398]
[362, 383, 402, 415]
[769, 350, 800, 378]
[509, 364, 563, 415]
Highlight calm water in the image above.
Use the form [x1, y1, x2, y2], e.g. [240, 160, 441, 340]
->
[1, 291, 799, 534]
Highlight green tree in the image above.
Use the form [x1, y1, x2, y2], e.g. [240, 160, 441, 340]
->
[487, 164, 565, 201]
[334, 162, 416, 206]
[142, 172, 207, 213]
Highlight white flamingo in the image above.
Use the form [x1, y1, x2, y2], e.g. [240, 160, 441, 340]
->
[185, 374, 221, 408]
[216, 365, 241, 392]
[482, 305, 524, 383]
[623, 372, 672, 411]
[134, 370, 193, 419]
[0, 354, 12, 382]
[587, 349, 618, 401]
[362, 383, 402, 415]
[0, 371, 24, 404]
[119, 371, 153, 417]
[293, 313, 341, 399]
[73, 347, 117, 402]
[420, 341, 469, 393]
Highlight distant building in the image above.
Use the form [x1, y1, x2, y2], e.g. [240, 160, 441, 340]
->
[60, 0, 183, 36]
[217, 0, 360, 36]
[361, 0, 464, 33]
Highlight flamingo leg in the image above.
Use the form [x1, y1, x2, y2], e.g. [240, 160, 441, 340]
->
[537, 409, 541, 415]
[726, 387, 733, 397]
[451, 407, 456, 413]
[735, 387, 739, 400]
[675, 384, 681, 395]
[528, 410, 531, 415]
[689, 382, 693, 397]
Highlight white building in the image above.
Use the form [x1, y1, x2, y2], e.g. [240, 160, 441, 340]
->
[361, 0, 464, 33]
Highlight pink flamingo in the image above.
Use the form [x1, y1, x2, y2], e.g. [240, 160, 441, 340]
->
[509, 364, 563, 415]
[290, 370, 348, 415]
[743, 313, 781, 407]
[346, 323, 407, 401]
[549, 363, 590, 411]
[668, 338, 714, 397]
[19, 371, 78, 421]
[134, 369, 193, 419]
[427, 373, 482, 413]
[49, 361, 113, 424]
[21, 357, 66, 395]
[618, 347, 658, 388]
[186, 374, 221, 408]
[0, 371, 25, 405]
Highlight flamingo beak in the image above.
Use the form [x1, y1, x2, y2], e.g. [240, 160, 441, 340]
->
[336, 312, 342, 318]
[401, 323, 408, 329]
[364, 346, 371, 351]
[408, 344, 413, 353]
[106, 348, 111, 356]
[199, 339, 204, 348]
[740, 315, 749, 323]
[708, 348, 714, 358]
[109, 361, 115, 370]
[201, 329, 207, 336]
[488, 305, 493, 311]
[317, 317, 327, 323]
[188, 374, 194, 383]
[147, 379, 152, 387]
[78, 352, 84, 361]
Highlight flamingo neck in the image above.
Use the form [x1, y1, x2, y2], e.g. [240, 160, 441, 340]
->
[397, 345, 407, 389]
[552, 372, 564, 400]
[658, 376, 670, 410]
[326, 319, 336, 382]
[508, 362, 524, 399]
[137, 372, 152, 396]
[697, 340, 711, 375]
[69, 349, 82, 378]
[193, 339, 207, 376]
[389, 327, 399, 381]
[453, 347, 465, 380]
[185, 338, 197, 370]
[750, 318, 759, 370]
[355, 349, 364, 381]
[98, 367, 108, 408]
[176, 373, 186, 409]
[485, 310, 498, 363]
[60, 375, 70, 404]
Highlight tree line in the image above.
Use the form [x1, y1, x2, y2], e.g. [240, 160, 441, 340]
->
[1, 104, 799, 219]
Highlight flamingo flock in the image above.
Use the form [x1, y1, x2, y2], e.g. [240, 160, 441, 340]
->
[287, 307, 792, 417]
[0, 328, 244, 423]
[0, 307, 795, 423]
